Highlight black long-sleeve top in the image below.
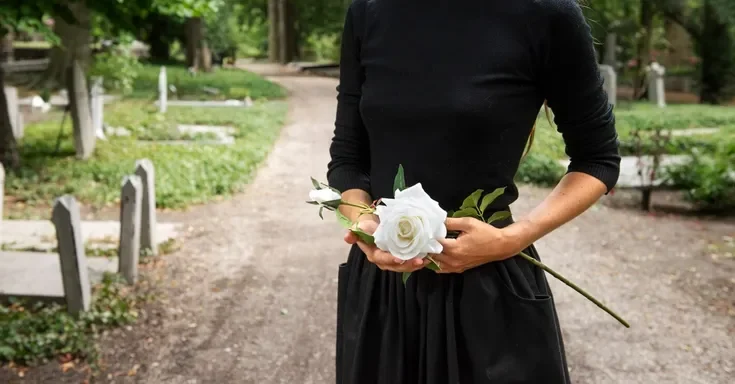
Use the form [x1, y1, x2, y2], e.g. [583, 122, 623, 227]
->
[327, 0, 620, 212]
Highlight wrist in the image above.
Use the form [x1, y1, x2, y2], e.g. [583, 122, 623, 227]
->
[500, 220, 536, 257]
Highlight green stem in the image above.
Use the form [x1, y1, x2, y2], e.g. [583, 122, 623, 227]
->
[518, 251, 630, 328]
[338, 201, 374, 211]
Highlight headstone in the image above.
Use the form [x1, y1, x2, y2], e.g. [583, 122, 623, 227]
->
[603, 33, 617, 68]
[51, 195, 91, 315]
[4, 86, 23, 139]
[118, 175, 142, 285]
[647, 62, 666, 108]
[599, 64, 617, 106]
[158, 67, 167, 114]
[135, 159, 157, 255]
[90, 77, 106, 140]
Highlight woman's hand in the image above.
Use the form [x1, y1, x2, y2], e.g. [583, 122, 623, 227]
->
[432, 217, 522, 274]
[344, 219, 429, 273]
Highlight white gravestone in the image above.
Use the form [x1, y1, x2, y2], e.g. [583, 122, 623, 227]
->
[159, 66, 168, 114]
[647, 62, 666, 108]
[599, 64, 617, 106]
[90, 77, 106, 140]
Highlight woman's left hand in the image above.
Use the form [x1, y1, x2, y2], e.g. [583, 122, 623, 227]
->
[432, 217, 522, 274]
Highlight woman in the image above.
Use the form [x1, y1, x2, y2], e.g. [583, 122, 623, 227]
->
[327, 0, 620, 383]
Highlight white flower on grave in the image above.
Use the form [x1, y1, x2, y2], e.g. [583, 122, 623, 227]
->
[309, 188, 341, 204]
[373, 183, 447, 260]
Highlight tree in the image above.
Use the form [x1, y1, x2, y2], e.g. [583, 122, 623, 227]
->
[655, 0, 735, 104]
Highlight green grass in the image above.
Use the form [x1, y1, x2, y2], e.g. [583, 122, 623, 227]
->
[4, 99, 287, 216]
[131, 64, 288, 101]
[531, 102, 735, 159]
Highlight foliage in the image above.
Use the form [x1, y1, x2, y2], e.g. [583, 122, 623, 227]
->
[131, 64, 286, 100]
[3, 98, 287, 217]
[89, 43, 143, 95]
[515, 152, 566, 187]
[0, 273, 140, 366]
[664, 142, 735, 210]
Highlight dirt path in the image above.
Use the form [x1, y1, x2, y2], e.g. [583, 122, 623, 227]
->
[5, 67, 734, 384]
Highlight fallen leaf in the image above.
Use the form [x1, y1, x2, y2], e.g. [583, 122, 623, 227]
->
[61, 361, 75, 373]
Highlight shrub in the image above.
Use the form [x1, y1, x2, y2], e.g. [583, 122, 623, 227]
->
[515, 152, 566, 187]
[664, 143, 735, 211]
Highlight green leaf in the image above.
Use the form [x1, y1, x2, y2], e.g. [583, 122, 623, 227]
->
[425, 261, 441, 272]
[460, 189, 484, 210]
[479, 187, 506, 214]
[393, 164, 406, 193]
[452, 207, 482, 219]
[446, 210, 455, 217]
[353, 229, 375, 245]
[319, 207, 324, 220]
[322, 199, 342, 209]
[487, 211, 512, 224]
[402, 272, 411, 285]
[335, 210, 353, 229]
[306, 201, 319, 205]
[311, 177, 321, 190]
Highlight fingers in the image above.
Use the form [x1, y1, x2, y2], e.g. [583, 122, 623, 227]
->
[344, 230, 358, 244]
[430, 253, 464, 274]
[356, 242, 429, 272]
[444, 217, 477, 232]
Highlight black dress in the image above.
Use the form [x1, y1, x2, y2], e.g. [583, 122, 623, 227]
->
[327, 1, 621, 383]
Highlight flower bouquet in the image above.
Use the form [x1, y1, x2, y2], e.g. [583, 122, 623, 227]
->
[308, 165, 630, 328]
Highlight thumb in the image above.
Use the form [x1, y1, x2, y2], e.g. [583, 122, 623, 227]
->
[444, 217, 477, 232]
[344, 230, 359, 244]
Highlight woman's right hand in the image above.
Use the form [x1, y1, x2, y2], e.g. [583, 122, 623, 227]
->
[344, 219, 429, 273]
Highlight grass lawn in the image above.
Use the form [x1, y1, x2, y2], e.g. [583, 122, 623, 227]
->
[3, 65, 288, 219]
[516, 102, 735, 187]
[531, 102, 735, 159]
[131, 64, 287, 101]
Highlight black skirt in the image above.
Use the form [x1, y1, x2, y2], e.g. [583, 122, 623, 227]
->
[336, 239, 571, 384]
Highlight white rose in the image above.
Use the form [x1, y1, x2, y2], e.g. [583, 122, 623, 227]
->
[309, 188, 342, 204]
[373, 183, 447, 260]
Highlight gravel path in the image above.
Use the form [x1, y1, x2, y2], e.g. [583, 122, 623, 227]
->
[3, 68, 733, 384]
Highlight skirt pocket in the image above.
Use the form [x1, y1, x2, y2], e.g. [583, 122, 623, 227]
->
[459, 249, 568, 383]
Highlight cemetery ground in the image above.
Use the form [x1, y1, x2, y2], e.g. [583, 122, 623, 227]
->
[2, 66, 735, 383]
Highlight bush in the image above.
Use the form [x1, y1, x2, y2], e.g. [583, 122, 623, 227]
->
[514, 152, 566, 187]
[664, 143, 735, 211]
[89, 44, 143, 95]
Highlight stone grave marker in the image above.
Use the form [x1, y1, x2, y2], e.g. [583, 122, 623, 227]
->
[647, 62, 666, 108]
[135, 159, 157, 256]
[90, 77, 106, 140]
[603, 33, 617, 68]
[159, 66, 167, 114]
[119, 175, 143, 285]
[51, 195, 91, 315]
[599, 64, 617, 106]
[4, 86, 23, 139]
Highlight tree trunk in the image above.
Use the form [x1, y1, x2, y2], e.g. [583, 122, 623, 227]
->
[276, 0, 296, 64]
[53, 1, 95, 159]
[699, 0, 735, 104]
[147, 14, 171, 62]
[67, 60, 95, 159]
[185, 17, 202, 69]
[1, 31, 13, 63]
[268, 0, 280, 62]
[198, 24, 212, 72]
[633, 1, 655, 100]
[0, 70, 20, 169]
